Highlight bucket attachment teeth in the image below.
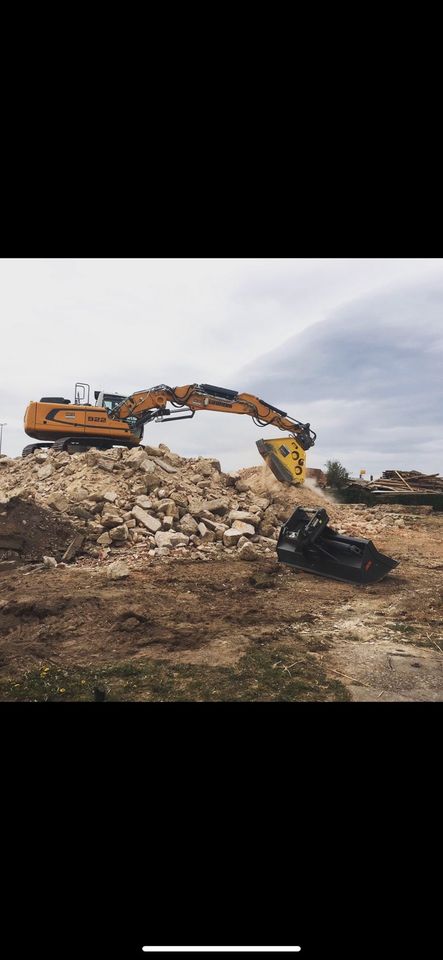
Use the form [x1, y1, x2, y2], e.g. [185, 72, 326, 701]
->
[256, 437, 307, 485]
[277, 507, 399, 585]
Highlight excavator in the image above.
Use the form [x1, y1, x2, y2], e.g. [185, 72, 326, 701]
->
[23, 381, 315, 485]
[22, 381, 397, 584]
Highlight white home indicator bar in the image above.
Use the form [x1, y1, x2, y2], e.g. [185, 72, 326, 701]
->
[142, 949, 301, 954]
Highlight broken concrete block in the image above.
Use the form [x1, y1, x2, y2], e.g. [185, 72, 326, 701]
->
[131, 505, 162, 532]
[203, 498, 229, 515]
[223, 528, 243, 547]
[67, 486, 91, 502]
[106, 560, 130, 579]
[135, 495, 153, 510]
[109, 523, 129, 541]
[149, 457, 177, 474]
[97, 532, 112, 546]
[101, 513, 124, 530]
[231, 520, 255, 537]
[179, 514, 199, 535]
[62, 534, 85, 562]
[237, 541, 260, 561]
[37, 463, 54, 480]
[228, 510, 259, 525]
[154, 530, 190, 548]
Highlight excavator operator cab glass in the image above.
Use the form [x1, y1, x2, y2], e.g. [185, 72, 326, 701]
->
[94, 391, 126, 413]
[93, 391, 141, 437]
[103, 394, 125, 413]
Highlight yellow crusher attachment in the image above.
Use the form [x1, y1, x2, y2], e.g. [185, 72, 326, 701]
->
[256, 437, 307, 485]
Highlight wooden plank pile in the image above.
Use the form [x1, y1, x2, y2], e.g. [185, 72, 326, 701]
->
[359, 470, 443, 494]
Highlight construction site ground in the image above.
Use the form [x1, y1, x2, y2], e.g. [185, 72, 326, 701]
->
[1, 509, 442, 702]
[1, 444, 443, 702]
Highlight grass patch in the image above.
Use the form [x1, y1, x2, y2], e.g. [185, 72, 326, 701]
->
[0, 645, 350, 702]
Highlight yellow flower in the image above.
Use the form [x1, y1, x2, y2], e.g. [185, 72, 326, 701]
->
[59, 688, 66, 694]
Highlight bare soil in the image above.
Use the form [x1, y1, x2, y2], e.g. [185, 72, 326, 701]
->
[0, 496, 77, 563]
[1, 509, 442, 701]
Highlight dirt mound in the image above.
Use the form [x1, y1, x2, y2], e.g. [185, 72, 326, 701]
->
[237, 464, 333, 509]
[0, 496, 77, 563]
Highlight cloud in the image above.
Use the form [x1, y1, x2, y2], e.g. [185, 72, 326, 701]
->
[237, 282, 443, 476]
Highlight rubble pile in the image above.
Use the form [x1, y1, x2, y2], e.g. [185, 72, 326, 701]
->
[0, 443, 323, 565]
[1, 445, 424, 570]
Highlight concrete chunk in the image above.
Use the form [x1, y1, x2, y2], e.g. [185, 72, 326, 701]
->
[228, 510, 259, 525]
[223, 528, 243, 547]
[179, 514, 199, 535]
[154, 530, 190, 548]
[232, 520, 255, 537]
[97, 532, 112, 546]
[38, 463, 54, 480]
[203, 498, 229, 515]
[237, 541, 260, 561]
[109, 523, 129, 541]
[135, 495, 153, 510]
[46, 493, 69, 513]
[62, 534, 85, 562]
[150, 457, 178, 474]
[107, 560, 130, 580]
[131, 505, 162, 532]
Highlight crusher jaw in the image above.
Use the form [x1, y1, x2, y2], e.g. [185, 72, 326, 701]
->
[256, 437, 307, 484]
[277, 507, 399, 585]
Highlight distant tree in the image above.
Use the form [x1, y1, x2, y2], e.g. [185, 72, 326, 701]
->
[324, 459, 350, 489]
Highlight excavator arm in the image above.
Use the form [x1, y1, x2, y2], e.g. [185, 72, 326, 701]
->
[110, 383, 316, 484]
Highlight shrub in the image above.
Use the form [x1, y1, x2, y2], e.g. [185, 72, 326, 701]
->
[324, 459, 349, 489]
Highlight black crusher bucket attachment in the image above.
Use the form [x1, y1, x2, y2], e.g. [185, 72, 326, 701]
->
[277, 507, 399, 585]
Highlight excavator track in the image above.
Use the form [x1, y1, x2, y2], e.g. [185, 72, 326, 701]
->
[51, 436, 121, 454]
[22, 437, 135, 457]
[22, 442, 54, 457]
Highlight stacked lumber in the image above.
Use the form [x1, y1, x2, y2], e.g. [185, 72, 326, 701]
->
[353, 470, 443, 494]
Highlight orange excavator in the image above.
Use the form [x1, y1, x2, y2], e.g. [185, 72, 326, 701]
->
[23, 381, 316, 485]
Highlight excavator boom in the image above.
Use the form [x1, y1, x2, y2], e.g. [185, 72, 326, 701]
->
[109, 383, 315, 484]
[111, 382, 315, 448]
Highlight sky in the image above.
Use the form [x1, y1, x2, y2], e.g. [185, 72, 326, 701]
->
[0, 257, 442, 477]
